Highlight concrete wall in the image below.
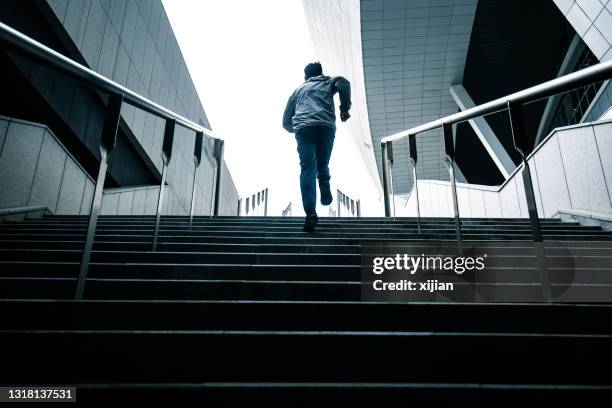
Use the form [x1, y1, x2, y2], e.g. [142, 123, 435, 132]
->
[0, 116, 94, 215]
[399, 118, 612, 218]
[0, 115, 238, 217]
[101, 185, 165, 215]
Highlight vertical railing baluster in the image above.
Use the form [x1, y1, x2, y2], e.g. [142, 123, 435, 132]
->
[189, 131, 203, 230]
[507, 101, 542, 242]
[387, 142, 396, 218]
[408, 134, 421, 234]
[443, 123, 462, 252]
[152, 118, 175, 251]
[264, 188, 268, 216]
[381, 142, 393, 217]
[209, 161, 217, 217]
[507, 101, 550, 301]
[213, 139, 224, 216]
[75, 93, 123, 300]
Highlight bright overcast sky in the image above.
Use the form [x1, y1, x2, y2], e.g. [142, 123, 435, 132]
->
[163, 0, 318, 216]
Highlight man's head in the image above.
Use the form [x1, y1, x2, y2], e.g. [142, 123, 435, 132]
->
[304, 62, 323, 80]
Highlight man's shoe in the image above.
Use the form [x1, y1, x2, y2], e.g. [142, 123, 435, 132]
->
[303, 212, 318, 233]
[320, 183, 333, 206]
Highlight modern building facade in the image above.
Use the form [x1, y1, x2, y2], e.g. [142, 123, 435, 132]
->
[304, 0, 612, 220]
[0, 0, 239, 217]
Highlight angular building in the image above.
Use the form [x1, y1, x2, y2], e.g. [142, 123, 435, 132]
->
[304, 0, 612, 220]
[0, 0, 238, 217]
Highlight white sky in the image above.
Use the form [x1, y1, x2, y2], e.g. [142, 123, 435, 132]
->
[162, 0, 319, 216]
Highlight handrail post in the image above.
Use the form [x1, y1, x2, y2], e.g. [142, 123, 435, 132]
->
[507, 101, 542, 242]
[189, 131, 203, 230]
[152, 118, 175, 251]
[443, 123, 462, 252]
[237, 198, 242, 216]
[381, 142, 393, 217]
[264, 188, 269, 216]
[213, 139, 224, 216]
[209, 161, 217, 217]
[387, 142, 396, 218]
[75, 93, 123, 300]
[507, 102, 549, 300]
[408, 134, 421, 234]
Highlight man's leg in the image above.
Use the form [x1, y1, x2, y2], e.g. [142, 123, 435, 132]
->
[295, 128, 318, 217]
[316, 126, 335, 205]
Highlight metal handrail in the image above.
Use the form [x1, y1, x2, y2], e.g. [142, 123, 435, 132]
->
[0, 21, 215, 139]
[0, 22, 226, 299]
[380, 57, 612, 247]
[281, 202, 292, 217]
[337, 189, 360, 217]
[238, 188, 269, 216]
[381, 58, 612, 144]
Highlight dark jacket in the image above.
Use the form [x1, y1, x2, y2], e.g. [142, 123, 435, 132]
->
[282, 75, 351, 133]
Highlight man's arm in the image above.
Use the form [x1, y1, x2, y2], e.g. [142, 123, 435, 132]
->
[332, 76, 351, 120]
[282, 91, 296, 133]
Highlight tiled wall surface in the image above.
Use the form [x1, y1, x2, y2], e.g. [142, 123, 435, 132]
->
[46, 0, 212, 131]
[0, 116, 95, 215]
[554, 0, 612, 123]
[359, 0, 478, 194]
[400, 119, 612, 218]
[554, 0, 612, 61]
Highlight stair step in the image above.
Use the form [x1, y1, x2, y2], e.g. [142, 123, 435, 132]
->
[1, 220, 588, 228]
[2, 277, 611, 301]
[70, 382, 612, 403]
[1, 229, 611, 242]
[2, 239, 612, 255]
[0, 223, 603, 233]
[3, 233, 612, 245]
[1, 248, 612, 267]
[44, 215, 568, 221]
[0, 261, 360, 280]
[2, 300, 612, 333]
[1, 261, 611, 286]
[2, 330, 611, 384]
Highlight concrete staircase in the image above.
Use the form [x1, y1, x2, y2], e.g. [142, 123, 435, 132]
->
[1, 215, 612, 402]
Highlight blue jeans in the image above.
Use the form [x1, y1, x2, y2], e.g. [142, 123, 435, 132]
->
[295, 126, 335, 215]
